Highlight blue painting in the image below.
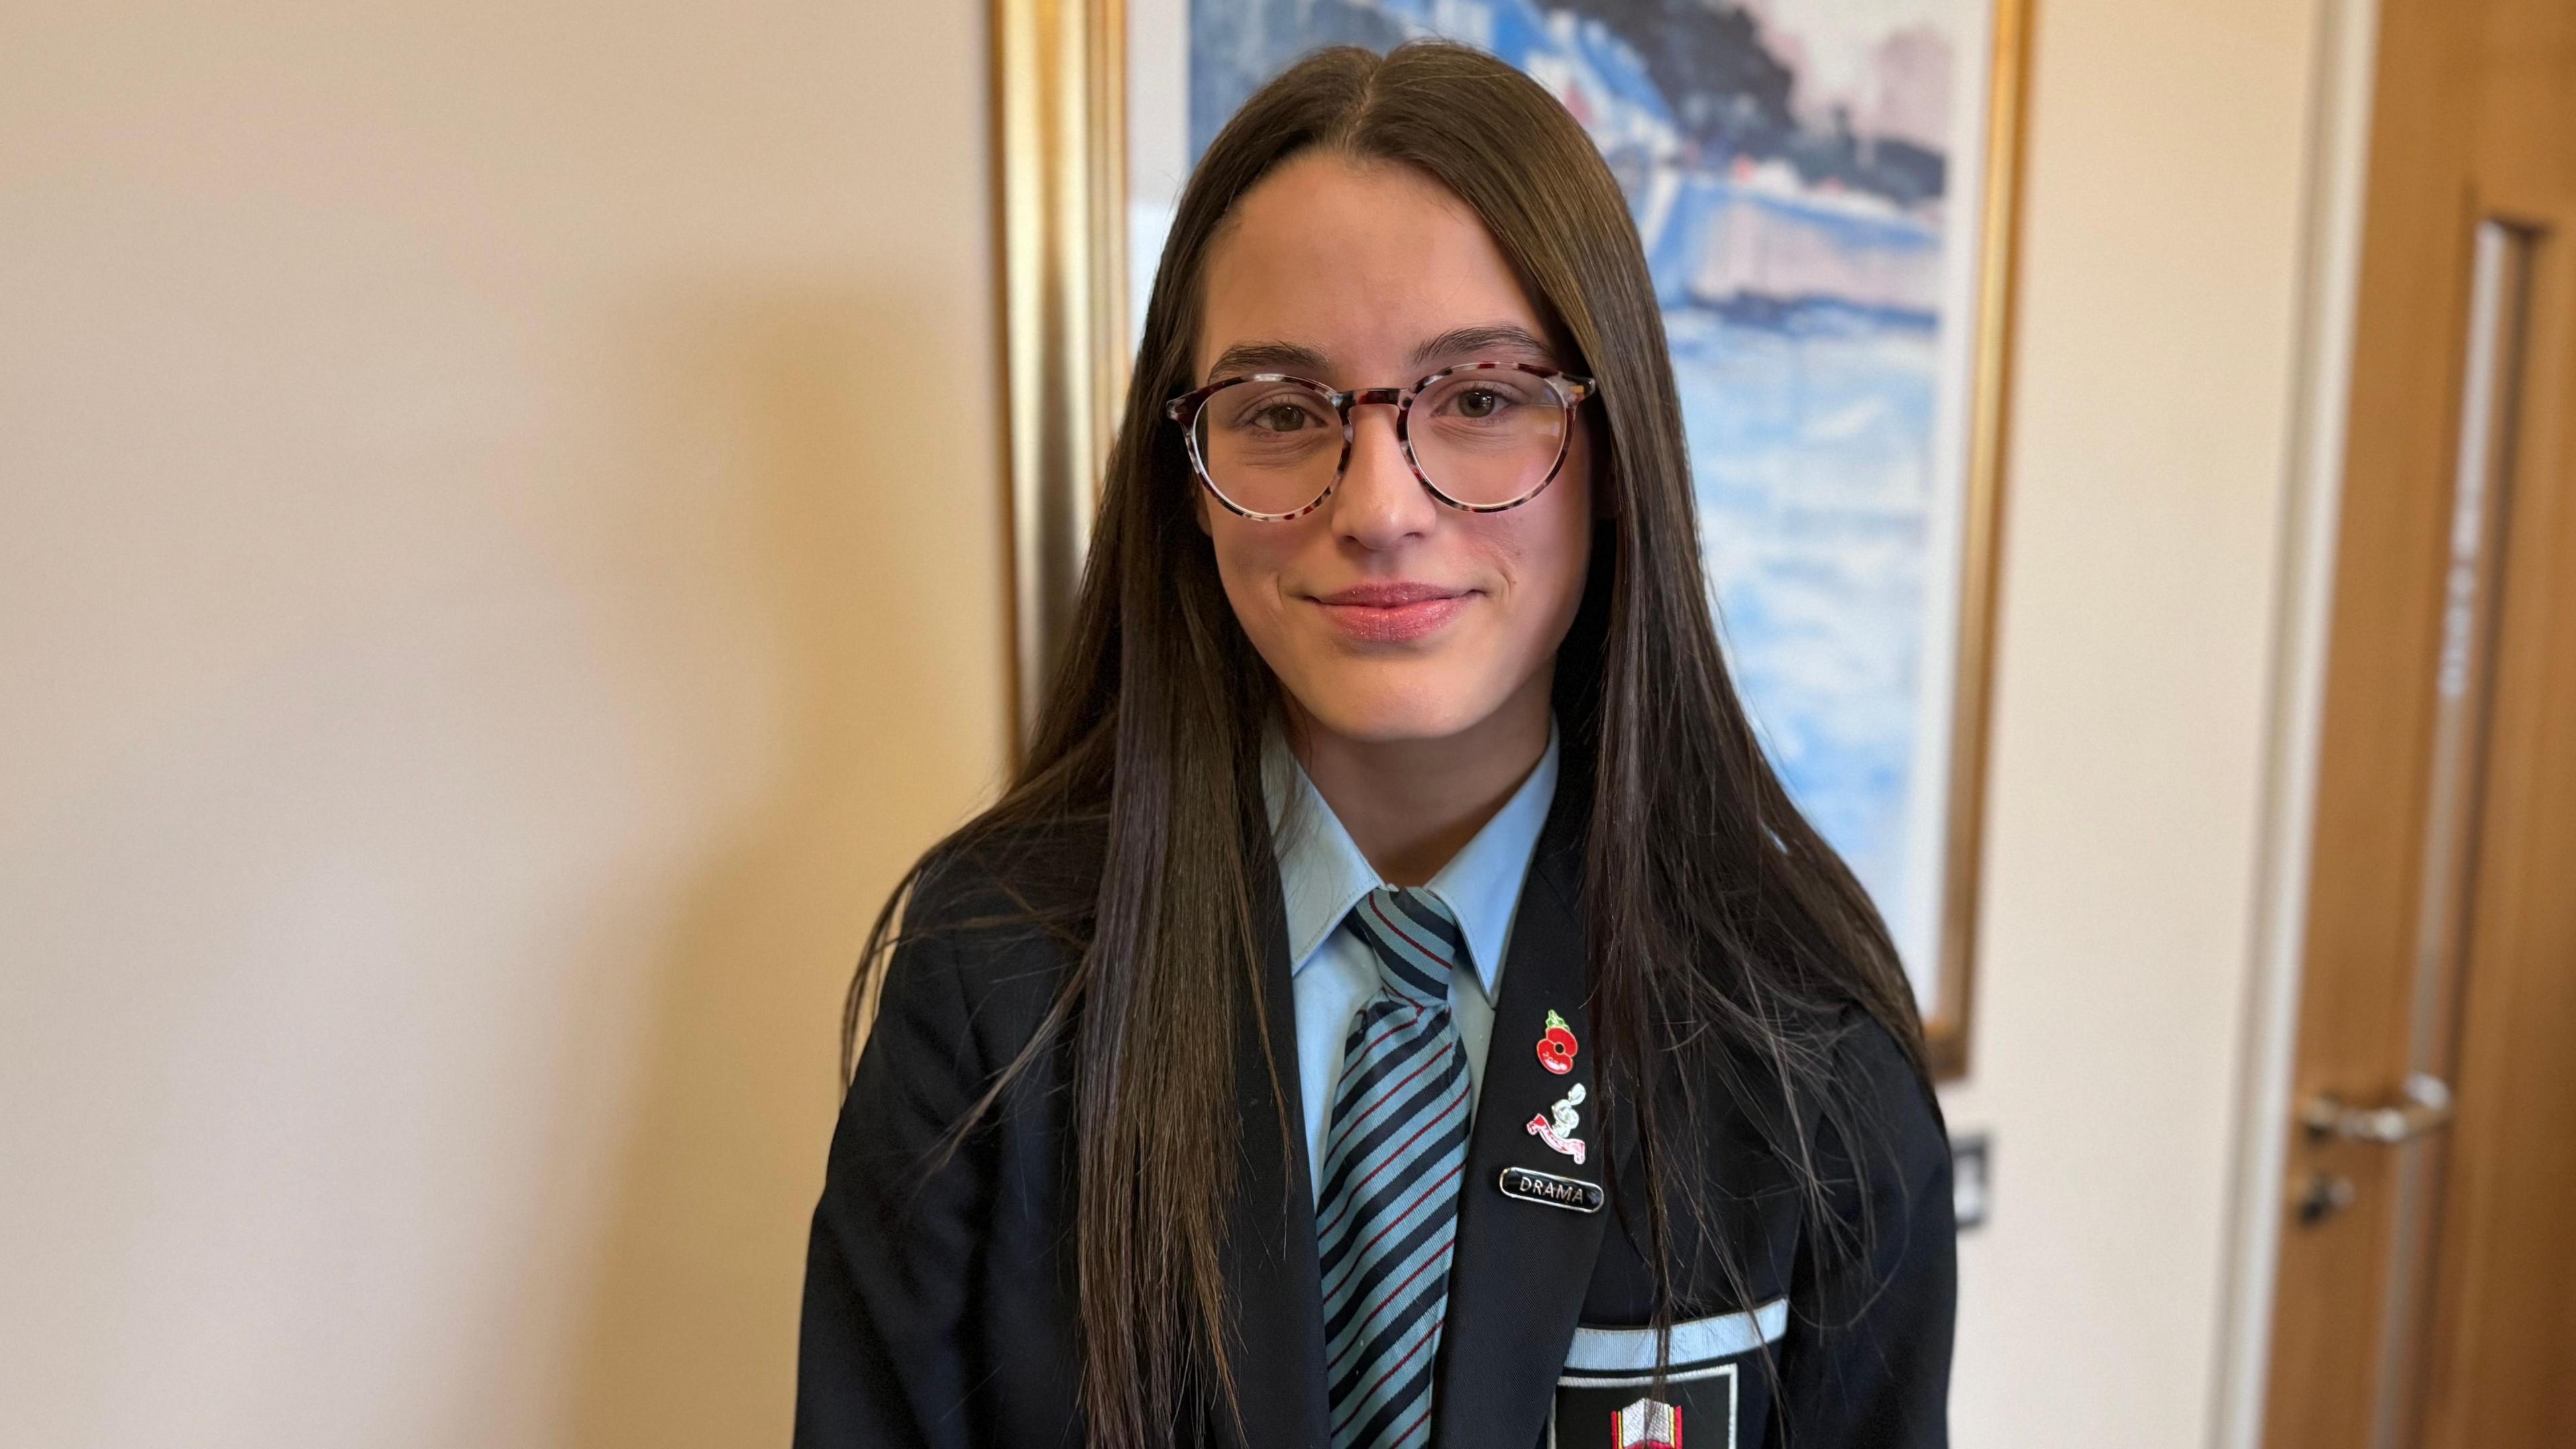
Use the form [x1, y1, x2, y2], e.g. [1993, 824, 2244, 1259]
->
[1141, 0, 2001, 1006]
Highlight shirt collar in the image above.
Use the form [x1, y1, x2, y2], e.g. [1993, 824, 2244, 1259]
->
[1260, 713, 1562, 1003]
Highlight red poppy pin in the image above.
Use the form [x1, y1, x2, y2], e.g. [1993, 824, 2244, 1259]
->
[1536, 1009, 1578, 1075]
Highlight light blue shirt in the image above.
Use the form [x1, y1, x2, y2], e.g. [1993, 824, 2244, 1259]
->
[1258, 714, 1562, 1203]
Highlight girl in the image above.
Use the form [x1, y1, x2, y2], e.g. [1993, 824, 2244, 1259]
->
[798, 39, 1953, 1449]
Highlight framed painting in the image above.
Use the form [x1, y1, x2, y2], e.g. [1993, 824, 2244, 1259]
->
[994, 0, 2030, 1077]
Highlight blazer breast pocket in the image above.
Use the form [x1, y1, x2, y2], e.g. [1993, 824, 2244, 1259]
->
[1547, 1297, 1787, 1449]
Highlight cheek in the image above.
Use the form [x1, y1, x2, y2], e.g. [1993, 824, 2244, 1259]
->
[1204, 517, 1301, 625]
[1499, 473, 1596, 631]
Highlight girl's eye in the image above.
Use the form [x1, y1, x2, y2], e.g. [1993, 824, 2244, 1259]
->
[1252, 403, 1318, 432]
[1452, 387, 1509, 419]
[1214, 388, 1332, 435]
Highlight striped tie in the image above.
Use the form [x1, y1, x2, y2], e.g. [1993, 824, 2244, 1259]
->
[1317, 886, 1474, 1449]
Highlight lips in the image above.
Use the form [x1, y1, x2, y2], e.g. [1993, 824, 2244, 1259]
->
[1311, 582, 1464, 607]
[1307, 581, 1472, 642]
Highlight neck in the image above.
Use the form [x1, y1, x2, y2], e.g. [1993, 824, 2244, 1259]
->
[1284, 669, 1554, 888]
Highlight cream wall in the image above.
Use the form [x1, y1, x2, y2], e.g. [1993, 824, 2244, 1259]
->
[1935, 0, 2326, 1444]
[0, 2, 1007, 1444]
[0, 1, 2334, 1446]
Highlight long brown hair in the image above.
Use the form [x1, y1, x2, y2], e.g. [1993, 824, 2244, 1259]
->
[843, 38, 1928, 1447]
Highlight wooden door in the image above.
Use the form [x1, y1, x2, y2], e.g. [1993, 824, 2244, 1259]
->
[2259, 0, 2576, 1445]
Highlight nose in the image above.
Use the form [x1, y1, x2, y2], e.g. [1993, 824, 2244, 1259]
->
[1331, 389, 1438, 547]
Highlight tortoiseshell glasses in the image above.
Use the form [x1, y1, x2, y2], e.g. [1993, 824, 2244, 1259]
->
[1163, 361, 1597, 521]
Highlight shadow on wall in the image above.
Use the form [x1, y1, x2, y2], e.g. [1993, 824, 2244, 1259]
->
[543, 285, 1006, 1447]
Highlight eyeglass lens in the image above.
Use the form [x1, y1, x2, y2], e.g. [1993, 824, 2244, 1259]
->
[1190, 370, 1572, 516]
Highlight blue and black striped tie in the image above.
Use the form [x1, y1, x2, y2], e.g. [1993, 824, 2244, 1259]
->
[1317, 885, 1474, 1449]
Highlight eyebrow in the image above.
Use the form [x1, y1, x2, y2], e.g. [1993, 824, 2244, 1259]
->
[1203, 339, 1331, 380]
[1200, 322, 1562, 385]
[1407, 323, 1559, 370]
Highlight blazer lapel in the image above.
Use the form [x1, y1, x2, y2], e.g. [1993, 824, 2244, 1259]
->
[1217, 827, 1331, 1448]
[1432, 765, 1609, 1448]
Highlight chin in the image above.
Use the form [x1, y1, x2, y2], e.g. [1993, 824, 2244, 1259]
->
[1287, 663, 1502, 745]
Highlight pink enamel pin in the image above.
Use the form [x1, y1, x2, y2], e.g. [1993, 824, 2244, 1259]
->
[1526, 1082, 1587, 1164]
[1535, 1008, 1578, 1075]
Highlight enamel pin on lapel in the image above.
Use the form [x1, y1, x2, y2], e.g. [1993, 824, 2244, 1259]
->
[1506, 1007, 1601, 1212]
[1497, 1165, 1603, 1213]
[1535, 1008, 1578, 1074]
[1613, 1397, 1682, 1449]
[1527, 1081, 1588, 1163]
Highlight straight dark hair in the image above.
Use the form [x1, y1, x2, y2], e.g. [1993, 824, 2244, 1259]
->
[843, 38, 1929, 1448]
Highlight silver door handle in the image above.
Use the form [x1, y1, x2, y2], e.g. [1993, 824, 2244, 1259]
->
[2300, 1073, 2455, 1144]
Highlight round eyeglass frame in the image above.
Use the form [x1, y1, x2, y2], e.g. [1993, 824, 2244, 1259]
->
[1162, 360, 1598, 522]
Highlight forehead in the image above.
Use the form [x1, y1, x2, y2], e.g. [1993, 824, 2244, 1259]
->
[1194, 152, 1557, 384]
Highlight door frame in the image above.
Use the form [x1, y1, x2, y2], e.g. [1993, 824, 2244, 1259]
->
[2208, 0, 2387, 1443]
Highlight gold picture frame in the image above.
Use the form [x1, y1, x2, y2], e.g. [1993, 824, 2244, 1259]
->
[992, 0, 1129, 743]
[992, 0, 2033, 1079]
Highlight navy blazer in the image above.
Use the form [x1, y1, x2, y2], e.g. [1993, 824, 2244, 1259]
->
[795, 755, 1955, 1448]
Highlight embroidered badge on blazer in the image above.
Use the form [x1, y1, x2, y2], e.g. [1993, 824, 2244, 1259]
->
[1536, 1009, 1579, 1074]
[1613, 1398, 1682, 1449]
[1527, 1081, 1587, 1163]
[1552, 1298, 1784, 1449]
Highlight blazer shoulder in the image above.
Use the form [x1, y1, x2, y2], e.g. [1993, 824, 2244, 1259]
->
[1701, 1000, 1942, 1156]
[1803, 1004, 1951, 1257]
[911, 805, 1107, 919]
[889, 810, 1107, 1014]
[1830, 1003, 1938, 1106]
